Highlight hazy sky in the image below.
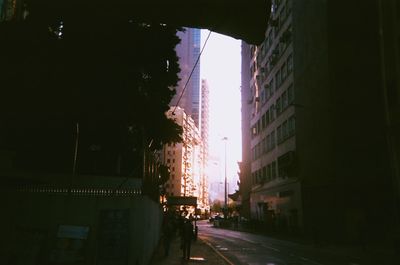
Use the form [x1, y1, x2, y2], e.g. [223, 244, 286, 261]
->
[200, 30, 242, 195]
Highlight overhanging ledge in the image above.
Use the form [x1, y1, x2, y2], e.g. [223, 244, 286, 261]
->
[26, 0, 271, 45]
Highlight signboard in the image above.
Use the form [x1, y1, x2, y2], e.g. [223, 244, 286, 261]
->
[167, 196, 197, 206]
[57, 225, 89, 239]
[49, 225, 90, 264]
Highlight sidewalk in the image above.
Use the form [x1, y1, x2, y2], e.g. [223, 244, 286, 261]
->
[149, 235, 229, 265]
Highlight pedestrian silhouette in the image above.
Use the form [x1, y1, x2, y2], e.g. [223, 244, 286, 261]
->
[162, 218, 174, 257]
[181, 219, 194, 260]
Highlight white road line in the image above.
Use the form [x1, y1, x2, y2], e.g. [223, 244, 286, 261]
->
[299, 256, 324, 265]
[262, 244, 280, 252]
[201, 239, 235, 265]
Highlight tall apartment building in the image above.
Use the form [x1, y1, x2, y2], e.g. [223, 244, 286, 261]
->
[241, 0, 399, 243]
[239, 42, 254, 220]
[200, 79, 210, 212]
[243, 0, 298, 231]
[170, 28, 202, 128]
[166, 29, 211, 212]
[163, 107, 203, 200]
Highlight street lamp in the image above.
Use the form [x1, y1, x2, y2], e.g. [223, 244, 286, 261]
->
[222, 137, 228, 212]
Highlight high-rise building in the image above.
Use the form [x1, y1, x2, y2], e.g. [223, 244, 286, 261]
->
[163, 107, 203, 200]
[240, 0, 399, 243]
[171, 28, 202, 128]
[239, 42, 253, 219]
[166, 29, 211, 213]
[200, 79, 210, 212]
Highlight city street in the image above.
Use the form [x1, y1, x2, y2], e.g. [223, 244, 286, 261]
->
[197, 220, 395, 265]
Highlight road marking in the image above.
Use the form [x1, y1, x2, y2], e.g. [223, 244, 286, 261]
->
[299, 256, 324, 265]
[262, 244, 280, 252]
[243, 239, 257, 244]
[202, 239, 235, 265]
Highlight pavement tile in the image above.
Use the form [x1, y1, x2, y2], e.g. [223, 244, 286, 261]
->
[150, 235, 228, 265]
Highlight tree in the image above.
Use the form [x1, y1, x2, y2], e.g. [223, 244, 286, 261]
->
[0, 2, 183, 175]
[211, 199, 223, 213]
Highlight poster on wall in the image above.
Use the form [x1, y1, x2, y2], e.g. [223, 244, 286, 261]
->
[97, 209, 130, 265]
[49, 225, 90, 264]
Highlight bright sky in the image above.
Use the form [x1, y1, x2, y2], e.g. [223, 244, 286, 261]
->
[200, 30, 242, 195]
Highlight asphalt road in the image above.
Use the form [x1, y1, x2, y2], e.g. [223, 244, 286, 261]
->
[197, 220, 375, 265]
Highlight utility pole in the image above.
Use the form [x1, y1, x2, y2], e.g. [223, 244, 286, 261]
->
[222, 137, 228, 211]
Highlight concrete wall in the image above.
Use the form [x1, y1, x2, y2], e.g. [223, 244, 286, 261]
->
[1, 188, 162, 265]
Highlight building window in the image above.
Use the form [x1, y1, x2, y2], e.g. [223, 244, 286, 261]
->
[287, 53, 293, 73]
[268, 30, 273, 46]
[267, 164, 272, 180]
[286, 0, 292, 17]
[277, 125, 282, 143]
[262, 137, 266, 154]
[282, 120, 288, 139]
[272, 161, 277, 179]
[255, 144, 259, 159]
[282, 90, 288, 109]
[276, 97, 282, 114]
[288, 84, 294, 104]
[167, 159, 171, 163]
[288, 116, 296, 136]
[262, 166, 267, 181]
[270, 104, 275, 120]
[281, 62, 287, 82]
[276, 69, 281, 89]
[271, 130, 276, 148]
[260, 88, 266, 104]
[279, 6, 286, 28]
[252, 126, 257, 137]
[172, 159, 175, 163]
[265, 110, 270, 125]
[261, 113, 266, 129]
[270, 78, 275, 95]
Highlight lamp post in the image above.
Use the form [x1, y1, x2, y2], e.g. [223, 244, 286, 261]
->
[222, 137, 228, 212]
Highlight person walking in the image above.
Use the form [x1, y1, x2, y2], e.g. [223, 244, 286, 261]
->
[181, 219, 194, 260]
[162, 218, 173, 257]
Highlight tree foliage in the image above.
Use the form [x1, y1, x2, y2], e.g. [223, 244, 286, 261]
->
[0, 2, 183, 175]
